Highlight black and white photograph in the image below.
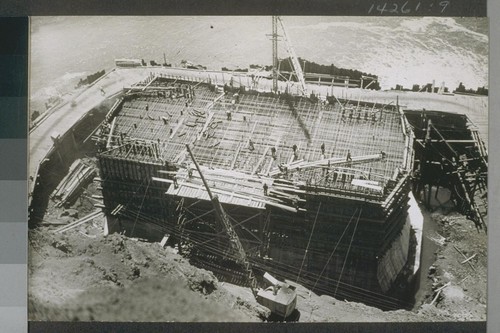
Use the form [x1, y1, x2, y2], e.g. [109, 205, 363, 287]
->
[28, 16, 488, 323]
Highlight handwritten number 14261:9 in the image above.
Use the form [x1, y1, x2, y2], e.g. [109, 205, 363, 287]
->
[368, 1, 450, 14]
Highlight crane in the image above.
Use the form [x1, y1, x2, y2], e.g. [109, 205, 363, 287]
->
[185, 144, 297, 318]
[273, 16, 308, 96]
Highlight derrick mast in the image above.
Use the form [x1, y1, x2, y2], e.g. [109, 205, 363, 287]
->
[272, 16, 279, 93]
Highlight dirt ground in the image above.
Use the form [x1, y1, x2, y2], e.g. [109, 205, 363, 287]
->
[420, 210, 488, 321]
[28, 176, 487, 322]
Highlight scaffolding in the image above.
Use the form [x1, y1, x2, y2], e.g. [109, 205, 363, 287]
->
[99, 77, 407, 197]
[95, 76, 415, 309]
[405, 109, 488, 232]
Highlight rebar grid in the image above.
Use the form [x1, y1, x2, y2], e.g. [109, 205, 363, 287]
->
[103, 81, 406, 195]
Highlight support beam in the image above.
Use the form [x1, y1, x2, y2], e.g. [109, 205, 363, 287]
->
[429, 123, 458, 156]
[415, 139, 477, 143]
[106, 117, 117, 149]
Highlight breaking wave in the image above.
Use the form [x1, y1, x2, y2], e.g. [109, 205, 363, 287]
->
[30, 16, 488, 95]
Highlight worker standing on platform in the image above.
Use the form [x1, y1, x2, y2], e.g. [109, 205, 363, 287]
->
[271, 147, 277, 160]
[346, 150, 352, 162]
[321, 142, 325, 155]
[263, 182, 268, 196]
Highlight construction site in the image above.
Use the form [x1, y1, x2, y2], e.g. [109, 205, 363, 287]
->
[90, 71, 413, 308]
[28, 17, 488, 322]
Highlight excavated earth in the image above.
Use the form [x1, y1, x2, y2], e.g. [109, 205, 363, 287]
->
[28, 169, 487, 323]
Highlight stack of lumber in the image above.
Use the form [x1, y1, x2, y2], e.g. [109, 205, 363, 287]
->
[51, 159, 96, 207]
[160, 167, 306, 213]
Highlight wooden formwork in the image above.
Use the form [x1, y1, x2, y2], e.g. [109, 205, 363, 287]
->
[95, 77, 415, 309]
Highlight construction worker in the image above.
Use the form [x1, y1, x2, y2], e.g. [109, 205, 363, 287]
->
[249, 139, 255, 151]
[188, 163, 193, 178]
[263, 182, 268, 196]
[173, 176, 179, 189]
[321, 142, 325, 155]
[278, 164, 288, 175]
[271, 147, 277, 160]
[226, 110, 232, 121]
[346, 150, 352, 162]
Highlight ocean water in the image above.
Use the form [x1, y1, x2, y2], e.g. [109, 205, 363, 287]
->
[30, 16, 488, 99]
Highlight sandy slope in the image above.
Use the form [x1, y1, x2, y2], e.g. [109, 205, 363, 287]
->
[28, 198, 487, 322]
